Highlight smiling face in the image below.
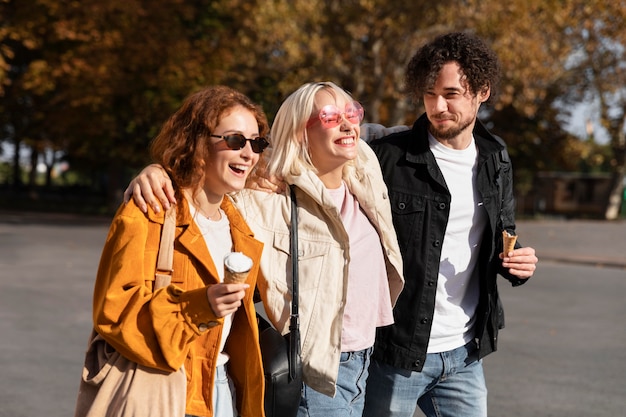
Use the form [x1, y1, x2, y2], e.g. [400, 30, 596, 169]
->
[203, 106, 260, 199]
[423, 61, 490, 149]
[305, 89, 361, 187]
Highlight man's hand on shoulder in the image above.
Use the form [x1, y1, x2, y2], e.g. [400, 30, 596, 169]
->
[361, 123, 410, 143]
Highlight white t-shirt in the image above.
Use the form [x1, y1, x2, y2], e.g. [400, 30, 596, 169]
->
[427, 134, 488, 353]
[189, 204, 233, 366]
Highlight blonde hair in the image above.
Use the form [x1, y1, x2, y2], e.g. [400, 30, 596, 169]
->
[266, 82, 358, 179]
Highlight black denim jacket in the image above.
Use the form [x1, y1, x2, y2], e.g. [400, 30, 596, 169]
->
[368, 114, 527, 371]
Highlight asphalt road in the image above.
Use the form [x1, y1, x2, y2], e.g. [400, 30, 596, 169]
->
[482, 219, 626, 417]
[0, 213, 624, 417]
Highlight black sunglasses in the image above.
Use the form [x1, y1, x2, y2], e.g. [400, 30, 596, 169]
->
[210, 134, 269, 154]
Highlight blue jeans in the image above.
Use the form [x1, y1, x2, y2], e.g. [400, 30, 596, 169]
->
[363, 342, 487, 417]
[298, 347, 373, 417]
[186, 364, 236, 417]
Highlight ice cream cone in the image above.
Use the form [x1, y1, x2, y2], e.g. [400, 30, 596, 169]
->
[223, 252, 253, 284]
[502, 230, 518, 255]
[224, 270, 249, 284]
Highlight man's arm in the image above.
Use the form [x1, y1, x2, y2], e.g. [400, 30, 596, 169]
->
[360, 123, 409, 143]
[496, 143, 538, 281]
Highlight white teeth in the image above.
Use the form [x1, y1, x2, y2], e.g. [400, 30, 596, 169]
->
[231, 165, 249, 171]
[337, 138, 355, 145]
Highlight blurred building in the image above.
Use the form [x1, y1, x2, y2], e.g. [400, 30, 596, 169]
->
[519, 172, 624, 218]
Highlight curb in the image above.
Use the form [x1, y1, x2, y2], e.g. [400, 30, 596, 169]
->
[539, 253, 626, 270]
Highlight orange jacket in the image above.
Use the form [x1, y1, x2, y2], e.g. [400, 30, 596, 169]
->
[92, 196, 265, 417]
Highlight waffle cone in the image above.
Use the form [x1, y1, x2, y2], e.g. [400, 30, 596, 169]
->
[502, 231, 518, 255]
[224, 269, 249, 284]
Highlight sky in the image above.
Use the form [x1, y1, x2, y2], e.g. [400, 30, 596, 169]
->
[563, 102, 610, 144]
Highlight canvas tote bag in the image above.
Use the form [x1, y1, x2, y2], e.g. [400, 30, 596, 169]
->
[74, 207, 186, 417]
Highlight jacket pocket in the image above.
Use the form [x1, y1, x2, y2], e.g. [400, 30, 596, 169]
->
[271, 233, 329, 293]
[389, 191, 426, 256]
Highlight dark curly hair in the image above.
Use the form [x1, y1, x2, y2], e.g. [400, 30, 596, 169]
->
[406, 32, 501, 104]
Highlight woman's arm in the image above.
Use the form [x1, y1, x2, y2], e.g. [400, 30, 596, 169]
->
[124, 163, 285, 213]
[123, 164, 177, 213]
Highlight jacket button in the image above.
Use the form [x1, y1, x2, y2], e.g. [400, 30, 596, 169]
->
[398, 202, 406, 210]
[432, 240, 441, 247]
[421, 318, 428, 324]
[428, 281, 434, 286]
[438, 202, 446, 210]
[414, 360, 421, 367]
[198, 321, 219, 332]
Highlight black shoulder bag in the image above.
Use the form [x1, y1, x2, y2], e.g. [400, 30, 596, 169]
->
[257, 184, 303, 417]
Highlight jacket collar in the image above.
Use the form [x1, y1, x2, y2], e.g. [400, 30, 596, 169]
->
[147, 194, 262, 285]
[284, 139, 374, 209]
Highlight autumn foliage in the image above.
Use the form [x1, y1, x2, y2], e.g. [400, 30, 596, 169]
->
[1, 0, 625, 217]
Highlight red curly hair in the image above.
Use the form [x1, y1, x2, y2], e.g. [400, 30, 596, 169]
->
[149, 86, 269, 199]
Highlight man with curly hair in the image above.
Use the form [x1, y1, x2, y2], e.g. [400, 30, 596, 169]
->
[362, 32, 538, 417]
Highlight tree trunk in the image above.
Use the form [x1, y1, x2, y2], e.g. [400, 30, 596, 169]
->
[11, 137, 22, 189]
[44, 149, 57, 188]
[601, 108, 625, 220]
[604, 135, 625, 220]
[28, 146, 38, 186]
[604, 171, 624, 220]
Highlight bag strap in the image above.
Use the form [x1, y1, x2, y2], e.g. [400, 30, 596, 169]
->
[155, 207, 177, 290]
[288, 185, 301, 381]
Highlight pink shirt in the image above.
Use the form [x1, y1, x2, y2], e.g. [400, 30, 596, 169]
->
[327, 182, 394, 352]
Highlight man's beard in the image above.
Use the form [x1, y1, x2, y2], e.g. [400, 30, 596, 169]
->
[428, 116, 474, 140]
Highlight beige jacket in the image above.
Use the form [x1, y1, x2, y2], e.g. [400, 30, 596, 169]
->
[231, 140, 404, 397]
